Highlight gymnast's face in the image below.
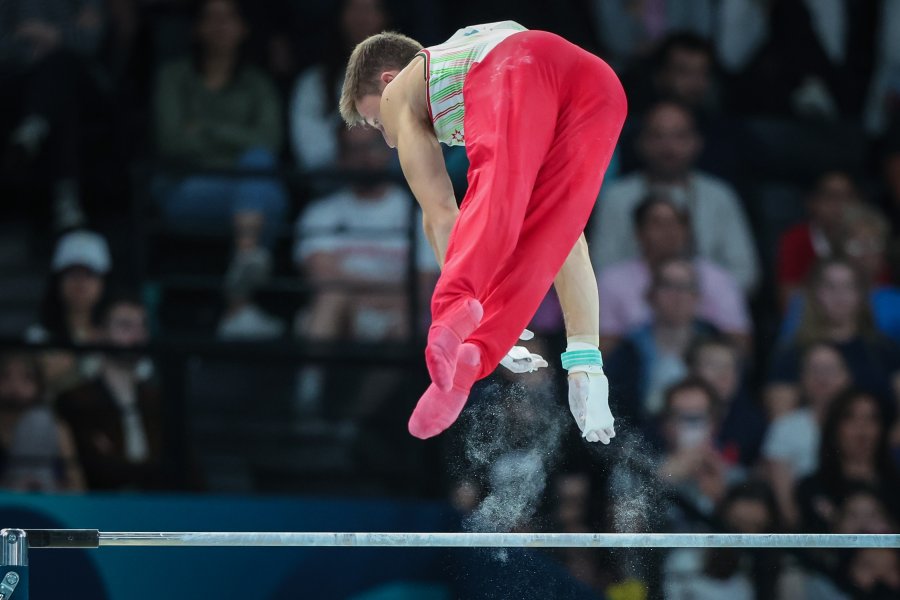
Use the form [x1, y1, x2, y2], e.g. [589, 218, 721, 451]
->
[356, 71, 399, 148]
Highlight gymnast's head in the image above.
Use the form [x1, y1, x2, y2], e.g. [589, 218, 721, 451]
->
[339, 32, 423, 138]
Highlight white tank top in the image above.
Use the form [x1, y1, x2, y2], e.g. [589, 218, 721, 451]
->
[416, 21, 527, 146]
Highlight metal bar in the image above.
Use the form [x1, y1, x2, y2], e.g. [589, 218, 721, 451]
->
[45, 532, 898, 549]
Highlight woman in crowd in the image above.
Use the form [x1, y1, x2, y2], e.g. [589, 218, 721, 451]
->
[780, 204, 900, 343]
[795, 389, 900, 533]
[26, 230, 111, 395]
[0, 353, 83, 491]
[769, 257, 900, 414]
[154, 0, 288, 338]
[762, 342, 851, 527]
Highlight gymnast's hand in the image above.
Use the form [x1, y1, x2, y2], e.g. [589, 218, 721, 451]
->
[567, 370, 615, 444]
[499, 329, 549, 374]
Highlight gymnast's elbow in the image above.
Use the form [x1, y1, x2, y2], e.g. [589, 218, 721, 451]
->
[422, 202, 458, 234]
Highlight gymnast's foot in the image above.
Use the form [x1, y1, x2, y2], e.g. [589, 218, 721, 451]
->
[426, 298, 483, 392]
[409, 343, 481, 439]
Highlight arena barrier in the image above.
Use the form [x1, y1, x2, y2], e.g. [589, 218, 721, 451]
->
[2, 528, 898, 599]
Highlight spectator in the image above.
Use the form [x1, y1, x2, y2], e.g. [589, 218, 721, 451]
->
[762, 343, 851, 527]
[776, 171, 863, 309]
[842, 204, 900, 343]
[0, 353, 83, 491]
[0, 0, 106, 230]
[590, 1, 714, 70]
[623, 32, 717, 116]
[844, 548, 900, 599]
[783, 203, 900, 343]
[655, 377, 744, 520]
[664, 481, 792, 600]
[597, 195, 751, 350]
[832, 483, 897, 535]
[592, 101, 759, 291]
[154, 0, 288, 338]
[686, 335, 765, 467]
[795, 389, 900, 533]
[56, 293, 166, 490]
[723, 0, 900, 131]
[289, 0, 389, 171]
[606, 258, 719, 421]
[26, 230, 111, 395]
[769, 257, 900, 411]
[293, 126, 438, 414]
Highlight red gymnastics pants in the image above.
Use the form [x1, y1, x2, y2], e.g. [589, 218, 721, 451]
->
[430, 30, 627, 380]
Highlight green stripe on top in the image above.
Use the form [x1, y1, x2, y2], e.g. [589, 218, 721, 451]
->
[422, 21, 528, 147]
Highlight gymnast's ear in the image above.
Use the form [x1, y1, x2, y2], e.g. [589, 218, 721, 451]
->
[380, 70, 400, 85]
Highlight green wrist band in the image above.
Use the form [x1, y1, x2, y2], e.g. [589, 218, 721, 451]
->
[561, 348, 603, 371]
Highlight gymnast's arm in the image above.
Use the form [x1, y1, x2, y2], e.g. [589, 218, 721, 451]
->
[553, 234, 600, 347]
[383, 100, 458, 268]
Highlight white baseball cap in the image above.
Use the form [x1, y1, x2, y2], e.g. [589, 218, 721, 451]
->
[51, 230, 111, 274]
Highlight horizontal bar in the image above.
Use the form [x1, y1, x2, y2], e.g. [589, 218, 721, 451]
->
[24, 530, 99, 549]
[45, 532, 896, 549]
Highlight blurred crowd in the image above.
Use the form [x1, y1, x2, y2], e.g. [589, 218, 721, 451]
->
[1, 1, 900, 599]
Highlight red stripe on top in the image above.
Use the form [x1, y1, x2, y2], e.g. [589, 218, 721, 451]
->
[432, 96, 464, 121]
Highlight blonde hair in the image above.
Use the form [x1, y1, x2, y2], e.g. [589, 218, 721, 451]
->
[842, 204, 889, 242]
[339, 31, 423, 126]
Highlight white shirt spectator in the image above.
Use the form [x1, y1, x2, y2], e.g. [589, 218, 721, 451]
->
[289, 65, 342, 171]
[761, 407, 820, 479]
[294, 185, 438, 280]
[592, 172, 760, 291]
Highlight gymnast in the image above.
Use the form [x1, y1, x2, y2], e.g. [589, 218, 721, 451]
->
[339, 21, 626, 442]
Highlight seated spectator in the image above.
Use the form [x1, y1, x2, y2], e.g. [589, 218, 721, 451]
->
[620, 32, 743, 180]
[56, 293, 166, 490]
[762, 343, 851, 527]
[293, 126, 438, 414]
[0, 0, 106, 230]
[832, 483, 897, 535]
[606, 258, 719, 421]
[795, 389, 900, 533]
[769, 257, 900, 412]
[776, 171, 862, 309]
[842, 204, 900, 339]
[0, 353, 83, 491]
[26, 230, 111, 395]
[664, 481, 791, 600]
[802, 480, 899, 598]
[655, 377, 744, 521]
[289, 0, 389, 171]
[622, 32, 717, 118]
[598, 194, 750, 350]
[843, 548, 900, 599]
[686, 335, 765, 467]
[154, 0, 288, 338]
[592, 100, 759, 291]
[590, 1, 714, 70]
[724, 0, 900, 131]
[782, 203, 900, 343]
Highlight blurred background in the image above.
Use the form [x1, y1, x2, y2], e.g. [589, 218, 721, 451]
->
[0, 0, 899, 599]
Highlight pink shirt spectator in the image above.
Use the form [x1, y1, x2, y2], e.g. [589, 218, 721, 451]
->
[599, 258, 751, 336]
